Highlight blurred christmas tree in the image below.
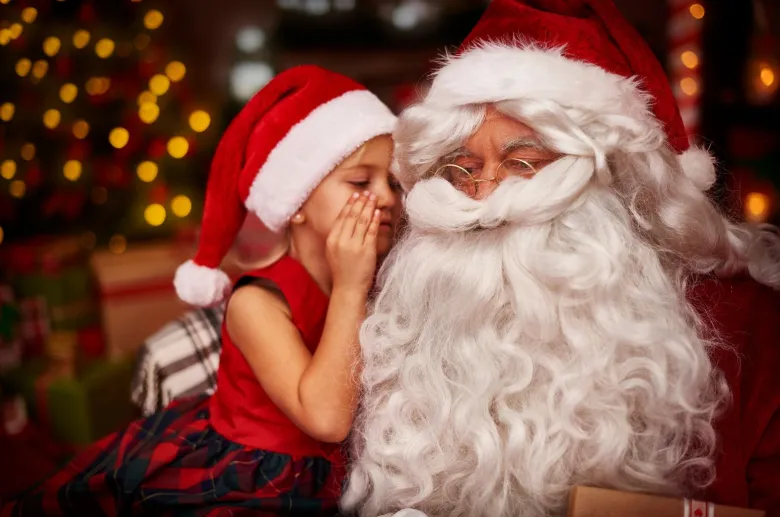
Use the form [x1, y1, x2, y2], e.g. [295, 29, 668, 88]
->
[0, 0, 218, 249]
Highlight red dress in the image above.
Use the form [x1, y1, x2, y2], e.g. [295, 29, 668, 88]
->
[2, 255, 345, 516]
[692, 275, 780, 516]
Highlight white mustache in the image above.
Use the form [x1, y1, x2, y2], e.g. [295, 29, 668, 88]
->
[405, 156, 594, 232]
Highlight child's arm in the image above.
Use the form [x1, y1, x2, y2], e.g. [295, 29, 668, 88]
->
[227, 192, 380, 443]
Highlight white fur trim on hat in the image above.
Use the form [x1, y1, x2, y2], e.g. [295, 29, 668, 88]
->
[246, 89, 397, 232]
[678, 146, 717, 192]
[428, 42, 652, 123]
[174, 260, 232, 307]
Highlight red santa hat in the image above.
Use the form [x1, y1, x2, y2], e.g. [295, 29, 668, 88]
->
[174, 65, 397, 306]
[424, 0, 714, 190]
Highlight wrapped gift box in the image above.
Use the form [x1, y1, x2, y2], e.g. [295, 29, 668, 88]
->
[91, 241, 194, 361]
[91, 237, 245, 361]
[2, 236, 98, 337]
[3, 354, 136, 447]
[568, 486, 765, 517]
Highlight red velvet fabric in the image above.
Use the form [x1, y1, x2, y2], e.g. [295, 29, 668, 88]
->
[690, 276, 780, 516]
[458, 0, 691, 154]
[209, 255, 342, 464]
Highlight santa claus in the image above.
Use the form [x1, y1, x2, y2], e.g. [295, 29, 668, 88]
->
[342, 1, 780, 516]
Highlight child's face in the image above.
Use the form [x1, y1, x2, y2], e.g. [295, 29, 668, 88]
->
[298, 135, 402, 258]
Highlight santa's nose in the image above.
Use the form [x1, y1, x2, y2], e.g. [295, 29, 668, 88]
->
[474, 181, 498, 200]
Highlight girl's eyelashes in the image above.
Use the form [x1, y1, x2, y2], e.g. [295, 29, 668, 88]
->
[348, 180, 371, 188]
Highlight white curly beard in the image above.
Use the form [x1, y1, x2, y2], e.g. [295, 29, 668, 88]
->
[341, 158, 725, 517]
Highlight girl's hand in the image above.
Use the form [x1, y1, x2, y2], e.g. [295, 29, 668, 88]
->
[326, 191, 380, 293]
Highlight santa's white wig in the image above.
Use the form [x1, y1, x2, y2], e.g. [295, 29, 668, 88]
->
[342, 69, 779, 517]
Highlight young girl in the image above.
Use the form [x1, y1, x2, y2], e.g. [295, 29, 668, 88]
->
[2, 65, 401, 516]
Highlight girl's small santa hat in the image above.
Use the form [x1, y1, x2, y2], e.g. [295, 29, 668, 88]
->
[174, 65, 397, 307]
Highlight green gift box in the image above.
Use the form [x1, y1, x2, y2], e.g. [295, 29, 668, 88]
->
[3, 236, 99, 332]
[3, 357, 137, 446]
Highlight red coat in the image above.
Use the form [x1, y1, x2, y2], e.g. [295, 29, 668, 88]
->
[692, 275, 780, 515]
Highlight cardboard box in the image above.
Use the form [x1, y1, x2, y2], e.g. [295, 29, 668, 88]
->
[91, 242, 192, 361]
[568, 486, 765, 517]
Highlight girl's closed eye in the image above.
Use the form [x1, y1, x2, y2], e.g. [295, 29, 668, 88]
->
[348, 179, 371, 189]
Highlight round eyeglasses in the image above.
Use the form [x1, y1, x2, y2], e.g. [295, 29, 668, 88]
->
[434, 158, 540, 197]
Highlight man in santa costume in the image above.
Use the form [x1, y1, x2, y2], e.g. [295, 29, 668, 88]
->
[341, 1, 780, 516]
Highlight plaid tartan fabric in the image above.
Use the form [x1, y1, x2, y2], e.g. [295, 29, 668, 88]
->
[131, 305, 224, 416]
[2, 395, 344, 517]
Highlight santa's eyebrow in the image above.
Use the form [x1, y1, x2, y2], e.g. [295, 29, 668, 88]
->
[500, 138, 547, 155]
[440, 148, 476, 163]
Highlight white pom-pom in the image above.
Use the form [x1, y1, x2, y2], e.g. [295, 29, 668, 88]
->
[380, 511, 429, 517]
[679, 146, 716, 192]
[173, 260, 232, 307]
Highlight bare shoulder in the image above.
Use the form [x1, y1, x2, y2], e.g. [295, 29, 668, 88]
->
[226, 283, 294, 344]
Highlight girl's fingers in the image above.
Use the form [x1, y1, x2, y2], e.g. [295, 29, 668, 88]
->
[343, 191, 370, 239]
[333, 193, 358, 232]
[354, 194, 377, 239]
[333, 192, 360, 239]
[363, 209, 381, 244]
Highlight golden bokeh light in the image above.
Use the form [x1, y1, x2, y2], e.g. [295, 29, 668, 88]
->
[680, 77, 698, 96]
[0, 103, 15, 121]
[143, 10, 164, 30]
[136, 161, 158, 182]
[760, 66, 775, 88]
[85, 77, 111, 95]
[1, 160, 16, 180]
[689, 4, 705, 19]
[171, 195, 192, 217]
[680, 50, 699, 69]
[109, 127, 130, 149]
[167, 136, 189, 159]
[31, 60, 48, 79]
[0, 226, 4, 245]
[21, 7, 38, 23]
[109, 234, 127, 254]
[137, 90, 157, 105]
[744, 192, 770, 223]
[165, 61, 186, 82]
[73, 29, 91, 49]
[144, 203, 166, 226]
[95, 38, 115, 58]
[73, 119, 90, 139]
[59, 83, 78, 103]
[9, 180, 26, 198]
[139, 102, 160, 124]
[9, 23, 23, 39]
[43, 36, 61, 57]
[149, 74, 170, 96]
[0, 29, 11, 46]
[63, 160, 83, 181]
[43, 109, 61, 129]
[20, 143, 36, 161]
[188, 110, 211, 133]
[15, 58, 31, 77]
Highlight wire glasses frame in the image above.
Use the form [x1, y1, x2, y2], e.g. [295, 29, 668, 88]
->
[434, 158, 540, 197]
